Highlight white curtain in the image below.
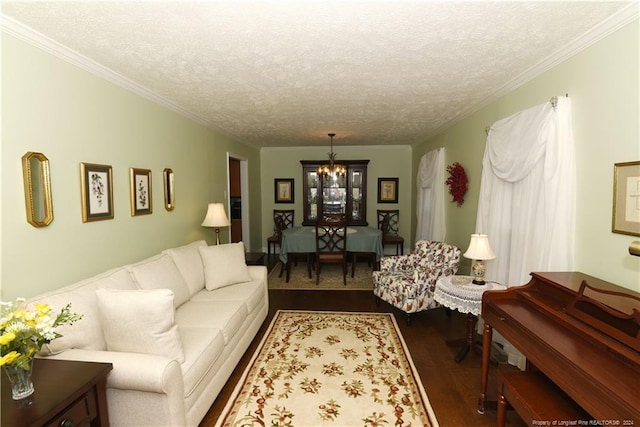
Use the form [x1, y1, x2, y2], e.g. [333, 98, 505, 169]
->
[476, 97, 575, 287]
[416, 147, 446, 242]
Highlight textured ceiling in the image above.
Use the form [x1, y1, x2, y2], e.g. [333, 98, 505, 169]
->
[1, 1, 636, 147]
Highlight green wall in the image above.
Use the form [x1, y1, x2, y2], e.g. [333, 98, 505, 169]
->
[414, 20, 640, 291]
[1, 34, 262, 300]
[3, 17, 638, 301]
[260, 146, 413, 253]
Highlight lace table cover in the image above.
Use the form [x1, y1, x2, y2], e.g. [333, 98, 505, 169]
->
[434, 276, 506, 316]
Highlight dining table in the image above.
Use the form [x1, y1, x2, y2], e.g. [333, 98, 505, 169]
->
[279, 226, 384, 266]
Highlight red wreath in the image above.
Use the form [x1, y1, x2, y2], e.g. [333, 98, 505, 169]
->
[445, 162, 468, 207]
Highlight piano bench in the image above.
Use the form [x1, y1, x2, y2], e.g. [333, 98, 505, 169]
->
[497, 369, 589, 427]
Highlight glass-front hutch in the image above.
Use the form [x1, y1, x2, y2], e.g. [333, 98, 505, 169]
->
[301, 160, 369, 226]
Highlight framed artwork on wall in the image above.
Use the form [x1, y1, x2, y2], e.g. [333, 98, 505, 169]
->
[80, 162, 114, 222]
[275, 178, 294, 203]
[378, 177, 399, 203]
[163, 168, 175, 211]
[130, 168, 153, 216]
[612, 161, 640, 236]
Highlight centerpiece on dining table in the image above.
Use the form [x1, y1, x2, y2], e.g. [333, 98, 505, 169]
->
[0, 298, 82, 400]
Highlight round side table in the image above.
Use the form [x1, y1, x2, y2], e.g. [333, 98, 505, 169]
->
[434, 275, 506, 362]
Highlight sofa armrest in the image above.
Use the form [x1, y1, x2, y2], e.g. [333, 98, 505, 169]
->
[247, 265, 267, 283]
[42, 349, 184, 394]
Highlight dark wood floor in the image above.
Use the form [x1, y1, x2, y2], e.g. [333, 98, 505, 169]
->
[200, 261, 527, 426]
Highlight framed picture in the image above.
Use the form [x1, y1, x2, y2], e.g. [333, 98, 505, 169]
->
[274, 178, 294, 203]
[163, 168, 175, 211]
[130, 168, 153, 216]
[80, 162, 114, 222]
[378, 177, 399, 203]
[612, 161, 640, 236]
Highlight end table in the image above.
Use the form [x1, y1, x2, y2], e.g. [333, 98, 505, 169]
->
[434, 275, 506, 362]
[245, 252, 266, 266]
[2, 358, 112, 427]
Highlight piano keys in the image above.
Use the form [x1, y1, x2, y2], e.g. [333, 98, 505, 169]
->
[479, 271, 640, 421]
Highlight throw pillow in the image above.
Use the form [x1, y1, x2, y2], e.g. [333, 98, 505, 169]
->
[36, 267, 138, 355]
[199, 242, 252, 291]
[95, 288, 185, 363]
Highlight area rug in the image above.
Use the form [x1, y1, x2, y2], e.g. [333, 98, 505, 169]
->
[215, 310, 439, 427]
[268, 262, 374, 290]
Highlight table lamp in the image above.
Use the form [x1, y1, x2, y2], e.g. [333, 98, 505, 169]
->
[201, 203, 230, 245]
[463, 234, 496, 285]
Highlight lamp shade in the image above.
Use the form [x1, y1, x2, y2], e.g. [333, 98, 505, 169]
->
[463, 234, 496, 260]
[201, 203, 230, 227]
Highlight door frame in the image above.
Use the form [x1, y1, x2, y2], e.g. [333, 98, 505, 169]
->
[227, 152, 250, 249]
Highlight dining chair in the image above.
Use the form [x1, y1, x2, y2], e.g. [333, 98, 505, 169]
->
[267, 209, 294, 258]
[377, 209, 404, 255]
[351, 251, 376, 277]
[314, 219, 348, 286]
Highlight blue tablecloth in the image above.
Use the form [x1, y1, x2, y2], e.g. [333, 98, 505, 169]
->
[279, 226, 383, 264]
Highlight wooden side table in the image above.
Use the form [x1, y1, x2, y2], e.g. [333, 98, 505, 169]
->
[245, 252, 266, 266]
[2, 358, 112, 427]
[434, 275, 506, 362]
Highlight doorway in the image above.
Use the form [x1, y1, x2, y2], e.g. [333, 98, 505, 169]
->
[227, 154, 249, 247]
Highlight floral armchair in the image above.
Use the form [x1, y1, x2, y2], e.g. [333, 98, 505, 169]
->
[373, 240, 461, 325]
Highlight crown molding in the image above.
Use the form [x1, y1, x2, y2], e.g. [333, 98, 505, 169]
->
[426, 2, 639, 140]
[1, 14, 215, 130]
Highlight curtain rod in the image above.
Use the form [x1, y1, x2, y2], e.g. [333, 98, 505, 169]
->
[551, 93, 569, 110]
[486, 94, 569, 134]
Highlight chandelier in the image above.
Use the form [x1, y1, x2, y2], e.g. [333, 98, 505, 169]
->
[317, 133, 346, 177]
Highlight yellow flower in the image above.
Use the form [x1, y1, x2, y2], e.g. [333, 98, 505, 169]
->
[1, 298, 82, 367]
[34, 303, 51, 316]
[0, 331, 15, 345]
[0, 351, 20, 366]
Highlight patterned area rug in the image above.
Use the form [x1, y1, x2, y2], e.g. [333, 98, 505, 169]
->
[268, 262, 374, 290]
[215, 310, 439, 427]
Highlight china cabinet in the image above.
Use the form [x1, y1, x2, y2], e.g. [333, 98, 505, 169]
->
[300, 160, 369, 226]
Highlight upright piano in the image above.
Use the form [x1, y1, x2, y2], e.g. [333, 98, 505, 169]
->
[479, 271, 640, 421]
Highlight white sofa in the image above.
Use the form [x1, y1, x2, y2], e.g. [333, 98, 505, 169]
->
[30, 240, 268, 427]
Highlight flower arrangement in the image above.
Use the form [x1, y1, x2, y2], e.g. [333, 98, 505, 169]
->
[445, 162, 468, 207]
[0, 298, 82, 370]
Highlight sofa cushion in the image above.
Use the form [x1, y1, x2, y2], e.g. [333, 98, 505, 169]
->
[163, 240, 207, 297]
[198, 242, 252, 290]
[32, 267, 137, 355]
[129, 254, 190, 308]
[179, 326, 225, 398]
[96, 288, 185, 363]
[190, 280, 265, 314]
[175, 300, 247, 344]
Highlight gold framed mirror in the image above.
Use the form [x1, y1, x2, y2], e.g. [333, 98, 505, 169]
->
[163, 168, 175, 211]
[21, 151, 54, 227]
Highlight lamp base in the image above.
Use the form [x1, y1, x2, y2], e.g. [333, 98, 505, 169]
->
[470, 259, 487, 286]
[215, 228, 221, 245]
